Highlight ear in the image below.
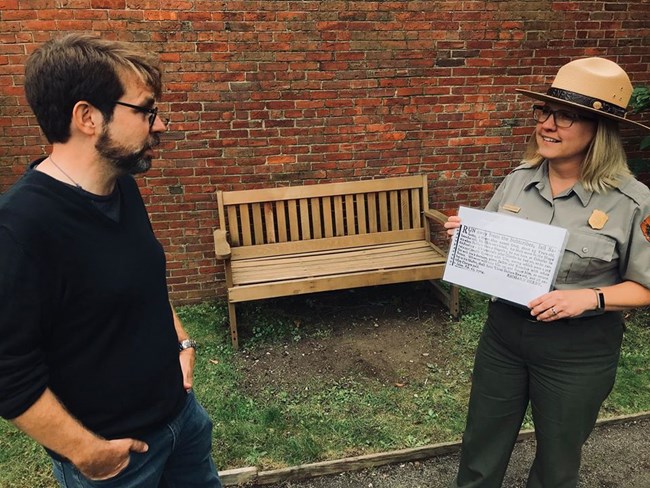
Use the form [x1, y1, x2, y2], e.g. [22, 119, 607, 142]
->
[71, 101, 103, 136]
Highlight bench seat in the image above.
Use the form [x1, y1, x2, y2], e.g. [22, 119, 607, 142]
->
[229, 240, 447, 301]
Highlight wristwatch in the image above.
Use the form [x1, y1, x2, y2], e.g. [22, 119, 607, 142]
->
[178, 338, 198, 352]
[592, 288, 605, 312]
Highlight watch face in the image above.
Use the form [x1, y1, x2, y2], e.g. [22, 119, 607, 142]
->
[179, 339, 197, 351]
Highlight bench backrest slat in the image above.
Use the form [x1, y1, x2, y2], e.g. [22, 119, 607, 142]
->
[334, 195, 344, 236]
[367, 193, 378, 233]
[264, 202, 276, 244]
[288, 200, 300, 241]
[300, 199, 311, 240]
[226, 206, 239, 246]
[379, 192, 389, 231]
[411, 188, 421, 228]
[311, 198, 322, 239]
[217, 175, 430, 251]
[356, 194, 367, 234]
[240, 204, 251, 245]
[345, 194, 356, 234]
[390, 191, 399, 231]
[277, 201, 288, 242]
[322, 197, 334, 237]
[252, 203, 264, 245]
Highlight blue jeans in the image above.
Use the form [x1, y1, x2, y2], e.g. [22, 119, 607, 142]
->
[51, 392, 222, 488]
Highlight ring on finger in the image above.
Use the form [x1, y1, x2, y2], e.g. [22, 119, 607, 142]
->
[551, 307, 557, 316]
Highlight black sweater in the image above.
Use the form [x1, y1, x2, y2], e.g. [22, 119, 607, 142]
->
[0, 164, 186, 440]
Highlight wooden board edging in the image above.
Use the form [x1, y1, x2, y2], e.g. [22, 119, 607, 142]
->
[219, 467, 257, 486]
[219, 411, 650, 486]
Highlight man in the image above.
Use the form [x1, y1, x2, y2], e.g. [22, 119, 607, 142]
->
[0, 34, 222, 487]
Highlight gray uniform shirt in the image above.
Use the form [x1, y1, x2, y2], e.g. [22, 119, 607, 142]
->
[485, 161, 650, 290]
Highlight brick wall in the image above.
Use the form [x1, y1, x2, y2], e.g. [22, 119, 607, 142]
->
[1, 1, 649, 304]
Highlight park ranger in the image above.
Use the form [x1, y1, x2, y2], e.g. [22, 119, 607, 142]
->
[445, 57, 650, 487]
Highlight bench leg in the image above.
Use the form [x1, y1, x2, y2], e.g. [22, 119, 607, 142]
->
[228, 302, 239, 350]
[429, 280, 461, 320]
[448, 284, 460, 320]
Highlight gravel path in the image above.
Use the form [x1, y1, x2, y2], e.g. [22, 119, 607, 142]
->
[261, 418, 650, 488]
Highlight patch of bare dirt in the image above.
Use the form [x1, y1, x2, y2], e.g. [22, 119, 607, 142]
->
[233, 283, 455, 394]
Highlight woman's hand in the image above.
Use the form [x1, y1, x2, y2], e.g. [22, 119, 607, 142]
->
[444, 215, 461, 237]
[528, 289, 598, 321]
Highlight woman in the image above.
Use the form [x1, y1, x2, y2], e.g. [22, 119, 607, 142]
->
[445, 57, 650, 487]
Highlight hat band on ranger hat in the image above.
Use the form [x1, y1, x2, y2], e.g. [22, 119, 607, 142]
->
[546, 87, 627, 118]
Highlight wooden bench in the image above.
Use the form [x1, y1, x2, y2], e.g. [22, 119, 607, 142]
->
[213, 175, 459, 349]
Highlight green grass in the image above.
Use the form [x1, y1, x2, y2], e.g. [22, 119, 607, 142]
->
[1, 291, 649, 487]
[603, 307, 650, 413]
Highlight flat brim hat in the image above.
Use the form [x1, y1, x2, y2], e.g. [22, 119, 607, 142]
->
[516, 57, 650, 132]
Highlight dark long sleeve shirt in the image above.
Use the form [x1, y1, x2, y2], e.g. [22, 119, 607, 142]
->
[0, 164, 186, 440]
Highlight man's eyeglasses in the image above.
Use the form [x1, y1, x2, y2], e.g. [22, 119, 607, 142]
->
[114, 101, 166, 130]
[532, 104, 594, 128]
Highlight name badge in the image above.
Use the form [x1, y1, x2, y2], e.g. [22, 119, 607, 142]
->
[502, 204, 520, 213]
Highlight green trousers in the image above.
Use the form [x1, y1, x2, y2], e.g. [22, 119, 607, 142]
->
[453, 300, 624, 488]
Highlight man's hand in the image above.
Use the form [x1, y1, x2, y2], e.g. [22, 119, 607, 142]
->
[171, 304, 196, 391]
[179, 348, 196, 391]
[73, 437, 149, 481]
[11, 389, 149, 482]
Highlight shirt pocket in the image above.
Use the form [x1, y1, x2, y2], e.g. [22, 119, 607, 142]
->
[560, 232, 617, 284]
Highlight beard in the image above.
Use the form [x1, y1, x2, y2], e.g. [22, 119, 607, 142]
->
[95, 130, 160, 176]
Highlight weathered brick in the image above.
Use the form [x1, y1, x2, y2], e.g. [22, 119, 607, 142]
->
[90, 0, 124, 7]
[3, 10, 36, 20]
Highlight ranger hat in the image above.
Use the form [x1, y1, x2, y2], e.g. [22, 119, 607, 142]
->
[516, 57, 650, 131]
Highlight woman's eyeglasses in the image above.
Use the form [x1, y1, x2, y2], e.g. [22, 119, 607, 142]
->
[114, 101, 168, 130]
[532, 104, 594, 128]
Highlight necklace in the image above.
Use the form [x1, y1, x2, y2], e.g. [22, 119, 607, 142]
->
[48, 155, 82, 189]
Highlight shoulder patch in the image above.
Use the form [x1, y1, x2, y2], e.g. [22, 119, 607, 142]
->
[642, 215, 650, 243]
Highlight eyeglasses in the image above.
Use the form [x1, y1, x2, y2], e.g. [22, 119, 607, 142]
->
[532, 104, 594, 128]
[114, 100, 165, 130]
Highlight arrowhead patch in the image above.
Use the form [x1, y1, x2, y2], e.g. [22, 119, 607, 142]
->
[642, 215, 650, 243]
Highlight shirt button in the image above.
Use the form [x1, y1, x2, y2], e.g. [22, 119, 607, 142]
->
[582, 247, 589, 253]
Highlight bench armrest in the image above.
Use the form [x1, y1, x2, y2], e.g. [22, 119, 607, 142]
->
[213, 229, 232, 260]
[423, 209, 448, 226]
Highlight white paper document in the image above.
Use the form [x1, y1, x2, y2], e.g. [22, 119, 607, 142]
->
[443, 206, 569, 306]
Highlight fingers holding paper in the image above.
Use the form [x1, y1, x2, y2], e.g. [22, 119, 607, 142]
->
[444, 215, 461, 237]
[528, 289, 598, 322]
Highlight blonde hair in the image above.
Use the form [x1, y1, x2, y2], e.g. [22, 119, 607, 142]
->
[522, 118, 631, 193]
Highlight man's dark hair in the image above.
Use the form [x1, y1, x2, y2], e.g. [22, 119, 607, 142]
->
[24, 33, 162, 143]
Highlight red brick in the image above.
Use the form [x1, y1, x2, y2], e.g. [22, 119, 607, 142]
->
[16, 0, 53, 7]
[91, 0, 125, 7]
[3, 10, 35, 20]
